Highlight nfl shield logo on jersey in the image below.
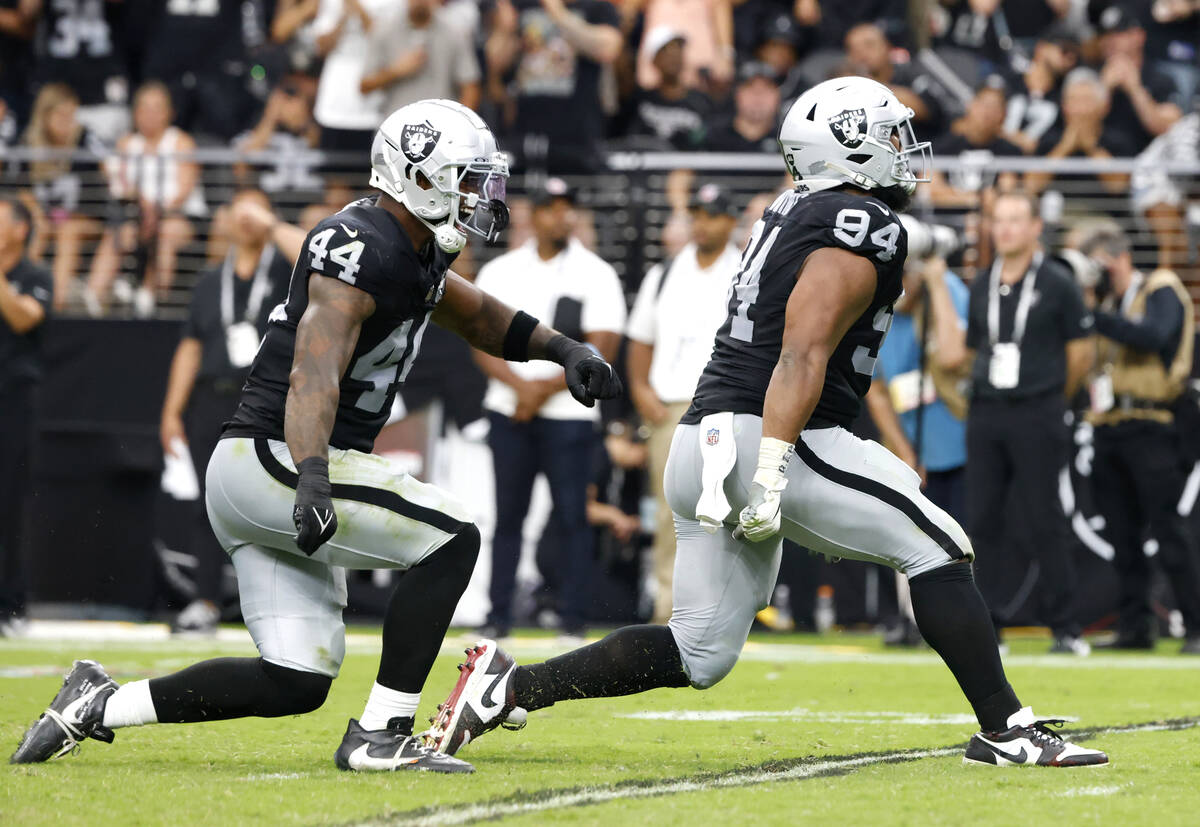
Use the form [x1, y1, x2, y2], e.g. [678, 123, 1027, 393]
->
[401, 121, 442, 163]
[828, 109, 868, 147]
[706, 428, 720, 446]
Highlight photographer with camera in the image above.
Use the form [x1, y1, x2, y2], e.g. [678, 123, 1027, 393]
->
[1078, 226, 1200, 655]
[865, 217, 970, 647]
[965, 191, 1094, 656]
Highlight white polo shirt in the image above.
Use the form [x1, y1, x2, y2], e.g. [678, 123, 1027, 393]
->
[476, 239, 627, 421]
[626, 242, 740, 403]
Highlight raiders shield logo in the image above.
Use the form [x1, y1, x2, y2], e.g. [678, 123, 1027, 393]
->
[828, 108, 868, 148]
[401, 121, 441, 163]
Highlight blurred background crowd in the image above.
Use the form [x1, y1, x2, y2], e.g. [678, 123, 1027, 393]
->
[1, 0, 1199, 650]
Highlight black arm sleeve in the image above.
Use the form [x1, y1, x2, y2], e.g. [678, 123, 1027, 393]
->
[1094, 287, 1183, 357]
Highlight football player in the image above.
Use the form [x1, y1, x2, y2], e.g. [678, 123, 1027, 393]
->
[428, 78, 1109, 768]
[11, 100, 622, 772]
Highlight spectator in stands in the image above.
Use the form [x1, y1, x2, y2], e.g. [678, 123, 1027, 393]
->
[626, 182, 740, 624]
[141, 0, 256, 142]
[1131, 103, 1198, 274]
[1025, 68, 1131, 198]
[1003, 23, 1079, 154]
[1094, 3, 1182, 152]
[1139, 0, 1198, 106]
[271, 0, 322, 74]
[360, 0, 481, 115]
[0, 197, 52, 637]
[796, 0, 908, 51]
[87, 82, 204, 318]
[635, 0, 734, 93]
[843, 22, 942, 134]
[0, 0, 37, 125]
[1079, 224, 1200, 655]
[704, 62, 780, 152]
[485, 0, 623, 173]
[31, 0, 129, 144]
[626, 27, 711, 150]
[160, 189, 302, 635]
[473, 178, 626, 639]
[754, 12, 809, 104]
[932, 0, 1069, 73]
[20, 84, 108, 311]
[233, 75, 323, 208]
[312, 0, 391, 165]
[929, 81, 1021, 208]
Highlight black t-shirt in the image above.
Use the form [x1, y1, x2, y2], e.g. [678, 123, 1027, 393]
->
[966, 256, 1092, 400]
[511, 0, 620, 147]
[181, 245, 293, 382]
[628, 88, 711, 150]
[1004, 80, 1062, 148]
[1034, 125, 1138, 188]
[1104, 66, 1179, 153]
[142, 0, 245, 78]
[683, 188, 907, 428]
[0, 0, 33, 108]
[703, 120, 777, 153]
[934, 131, 1024, 157]
[35, 0, 128, 106]
[224, 198, 457, 452]
[0, 258, 53, 391]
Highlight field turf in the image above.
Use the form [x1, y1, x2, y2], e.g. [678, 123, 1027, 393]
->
[3, 627, 1199, 826]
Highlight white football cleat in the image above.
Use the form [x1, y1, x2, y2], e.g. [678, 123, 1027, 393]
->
[426, 640, 526, 755]
[964, 707, 1108, 767]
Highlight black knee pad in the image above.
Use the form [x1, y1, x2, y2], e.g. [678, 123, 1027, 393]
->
[909, 560, 975, 587]
[261, 659, 332, 716]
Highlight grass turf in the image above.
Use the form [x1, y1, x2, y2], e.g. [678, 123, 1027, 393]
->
[2, 629, 1198, 826]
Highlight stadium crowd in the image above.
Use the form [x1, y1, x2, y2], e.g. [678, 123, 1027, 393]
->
[1, 0, 1199, 650]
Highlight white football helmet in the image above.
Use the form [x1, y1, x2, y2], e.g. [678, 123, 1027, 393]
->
[778, 76, 932, 195]
[370, 99, 510, 253]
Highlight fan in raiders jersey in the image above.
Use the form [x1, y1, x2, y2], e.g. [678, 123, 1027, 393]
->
[11, 100, 622, 773]
[429, 78, 1109, 769]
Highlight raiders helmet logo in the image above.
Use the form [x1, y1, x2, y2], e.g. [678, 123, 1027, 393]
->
[401, 121, 442, 163]
[828, 108, 868, 148]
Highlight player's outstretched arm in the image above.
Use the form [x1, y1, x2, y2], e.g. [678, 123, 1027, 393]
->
[738, 248, 877, 542]
[284, 273, 376, 554]
[433, 271, 623, 406]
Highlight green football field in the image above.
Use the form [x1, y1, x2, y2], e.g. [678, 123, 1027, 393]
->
[3, 627, 1199, 826]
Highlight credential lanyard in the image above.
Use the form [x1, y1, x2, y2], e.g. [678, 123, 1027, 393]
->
[987, 251, 1042, 347]
[221, 245, 275, 329]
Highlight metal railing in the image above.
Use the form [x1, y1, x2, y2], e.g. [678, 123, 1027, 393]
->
[3, 146, 1197, 317]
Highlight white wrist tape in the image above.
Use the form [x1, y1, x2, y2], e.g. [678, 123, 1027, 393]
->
[751, 437, 794, 492]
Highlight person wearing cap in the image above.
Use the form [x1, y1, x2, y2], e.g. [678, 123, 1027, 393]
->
[626, 183, 740, 623]
[635, 0, 735, 92]
[754, 11, 811, 104]
[703, 62, 779, 153]
[1003, 24, 1080, 154]
[1094, 2, 1182, 151]
[473, 178, 627, 639]
[1077, 224, 1200, 655]
[627, 27, 712, 150]
[843, 22, 942, 134]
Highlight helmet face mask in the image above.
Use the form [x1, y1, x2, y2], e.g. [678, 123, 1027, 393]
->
[778, 77, 932, 198]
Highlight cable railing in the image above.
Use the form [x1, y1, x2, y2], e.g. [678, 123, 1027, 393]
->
[2, 146, 1196, 318]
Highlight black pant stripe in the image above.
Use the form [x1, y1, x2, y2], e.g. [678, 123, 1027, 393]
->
[253, 439, 467, 535]
[793, 439, 966, 560]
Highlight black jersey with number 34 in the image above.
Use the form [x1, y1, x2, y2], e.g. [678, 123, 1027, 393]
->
[224, 198, 455, 452]
[683, 188, 908, 428]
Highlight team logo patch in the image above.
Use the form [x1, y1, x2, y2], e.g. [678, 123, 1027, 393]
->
[424, 274, 446, 306]
[828, 108, 868, 148]
[401, 121, 441, 163]
[706, 428, 720, 446]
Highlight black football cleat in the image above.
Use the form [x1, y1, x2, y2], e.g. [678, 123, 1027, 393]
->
[425, 640, 527, 756]
[964, 707, 1108, 767]
[11, 660, 118, 764]
[334, 718, 473, 773]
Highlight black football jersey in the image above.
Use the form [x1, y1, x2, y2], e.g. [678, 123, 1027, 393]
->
[683, 188, 908, 429]
[224, 198, 455, 453]
[36, 0, 127, 106]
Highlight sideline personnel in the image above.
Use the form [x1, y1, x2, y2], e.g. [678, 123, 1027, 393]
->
[1080, 226, 1200, 654]
[0, 197, 52, 636]
[965, 190, 1094, 655]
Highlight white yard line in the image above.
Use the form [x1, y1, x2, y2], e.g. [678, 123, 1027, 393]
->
[620, 709, 981, 725]
[355, 719, 1199, 827]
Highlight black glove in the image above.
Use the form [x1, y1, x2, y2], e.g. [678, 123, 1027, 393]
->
[293, 457, 337, 555]
[546, 334, 624, 407]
